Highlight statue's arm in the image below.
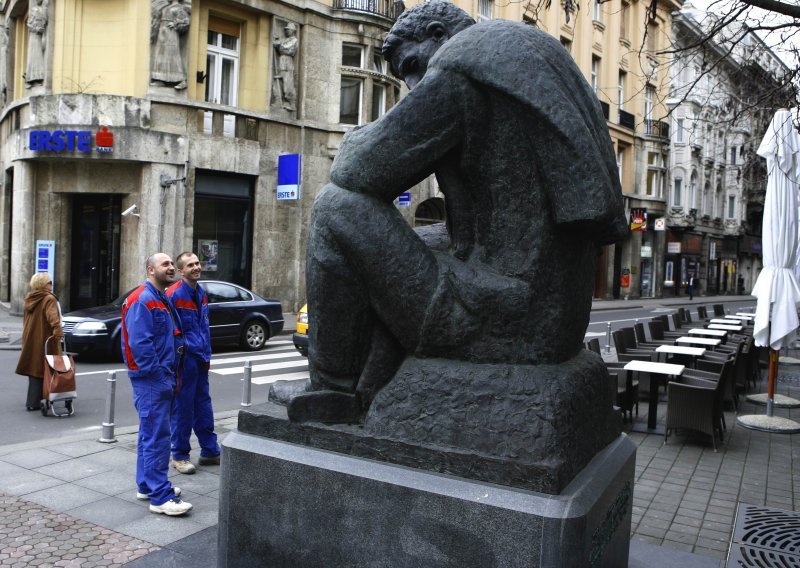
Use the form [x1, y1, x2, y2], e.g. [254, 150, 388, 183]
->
[330, 68, 475, 203]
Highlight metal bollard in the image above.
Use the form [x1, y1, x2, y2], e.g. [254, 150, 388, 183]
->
[241, 360, 252, 407]
[605, 322, 612, 354]
[99, 371, 117, 443]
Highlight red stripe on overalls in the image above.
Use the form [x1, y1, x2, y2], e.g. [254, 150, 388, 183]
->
[121, 286, 145, 371]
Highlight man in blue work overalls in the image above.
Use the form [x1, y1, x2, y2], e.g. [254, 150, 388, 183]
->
[122, 253, 192, 516]
[167, 252, 220, 475]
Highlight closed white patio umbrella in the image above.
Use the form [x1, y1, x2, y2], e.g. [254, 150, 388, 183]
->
[738, 108, 800, 434]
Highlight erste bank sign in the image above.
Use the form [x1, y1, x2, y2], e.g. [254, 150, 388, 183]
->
[29, 126, 114, 153]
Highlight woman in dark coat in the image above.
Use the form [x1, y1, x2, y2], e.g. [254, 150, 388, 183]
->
[15, 273, 63, 410]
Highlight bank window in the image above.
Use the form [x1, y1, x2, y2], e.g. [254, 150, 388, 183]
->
[593, 0, 601, 21]
[730, 146, 737, 165]
[204, 19, 241, 137]
[644, 85, 655, 121]
[478, 0, 493, 21]
[690, 172, 697, 208]
[371, 50, 384, 73]
[560, 37, 572, 53]
[647, 21, 657, 53]
[727, 195, 736, 219]
[646, 152, 663, 197]
[342, 44, 363, 67]
[620, 2, 629, 39]
[673, 178, 682, 207]
[676, 118, 685, 143]
[371, 84, 386, 121]
[618, 72, 626, 109]
[340, 77, 363, 125]
[591, 57, 600, 94]
[617, 148, 624, 183]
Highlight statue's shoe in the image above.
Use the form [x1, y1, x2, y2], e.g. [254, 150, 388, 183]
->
[287, 390, 363, 424]
[268, 378, 312, 406]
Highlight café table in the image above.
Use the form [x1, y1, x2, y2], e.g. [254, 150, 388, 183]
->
[688, 328, 727, 337]
[676, 336, 722, 347]
[708, 323, 744, 332]
[655, 345, 706, 365]
[710, 318, 741, 325]
[623, 360, 685, 434]
[735, 313, 755, 319]
[728, 314, 754, 321]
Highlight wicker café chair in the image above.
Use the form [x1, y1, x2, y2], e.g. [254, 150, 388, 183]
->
[665, 376, 721, 451]
[713, 304, 726, 317]
[586, 338, 601, 355]
[633, 323, 672, 346]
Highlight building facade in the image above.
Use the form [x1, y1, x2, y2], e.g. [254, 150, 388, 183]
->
[477, 0, 682, 299]
[665, 5, 790, 299]
[0, 0, 405, 314]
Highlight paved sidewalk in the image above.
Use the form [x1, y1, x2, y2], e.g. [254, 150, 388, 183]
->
[0, 296, 796, 567]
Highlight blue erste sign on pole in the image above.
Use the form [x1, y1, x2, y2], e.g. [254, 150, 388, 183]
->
[36, 240, 55, 283]
[397, 192, 411, 206]
[277, 154, 301, 201]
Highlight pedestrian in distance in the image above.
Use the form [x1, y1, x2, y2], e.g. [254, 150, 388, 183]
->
[167, 252, 221, 475]
[121, 253, 192, 516]
[687, 272, 696, 301]
[15, 273, 63, 411]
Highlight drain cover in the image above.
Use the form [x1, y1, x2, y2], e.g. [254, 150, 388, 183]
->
[727, 503, 800, 567]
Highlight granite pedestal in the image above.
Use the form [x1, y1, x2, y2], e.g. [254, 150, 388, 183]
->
[218, 430, 635, 567]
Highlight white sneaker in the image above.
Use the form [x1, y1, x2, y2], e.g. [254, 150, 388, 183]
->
[136, 487, 181, 501]
[149, 498, 193, 516]
[172, 459, 196, 474]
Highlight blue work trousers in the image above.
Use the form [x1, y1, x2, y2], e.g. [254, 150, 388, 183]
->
[171, 356, 220, 461]
[131, 375, 177, 506]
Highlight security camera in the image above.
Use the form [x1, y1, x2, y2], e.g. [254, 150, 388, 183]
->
[122, 205, 139, 218]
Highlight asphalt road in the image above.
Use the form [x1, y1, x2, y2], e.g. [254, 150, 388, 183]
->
[0, 299, 758, 446]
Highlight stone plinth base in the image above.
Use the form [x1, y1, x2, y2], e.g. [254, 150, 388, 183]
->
[218, 431, 636, 568]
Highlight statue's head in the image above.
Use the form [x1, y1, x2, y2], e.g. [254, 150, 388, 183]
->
[285, 22, 297, 35]
[382, 1, 474, 89]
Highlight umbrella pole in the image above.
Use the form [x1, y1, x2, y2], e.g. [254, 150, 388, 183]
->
[766, 348, 779, 417]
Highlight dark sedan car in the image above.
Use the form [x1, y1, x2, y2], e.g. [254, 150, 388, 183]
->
[63, 280, 284, 359]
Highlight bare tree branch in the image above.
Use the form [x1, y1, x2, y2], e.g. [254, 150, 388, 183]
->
[739, 0, 800, 20]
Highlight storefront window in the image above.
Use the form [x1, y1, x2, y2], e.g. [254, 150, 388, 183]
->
[194, 173, 253, 287]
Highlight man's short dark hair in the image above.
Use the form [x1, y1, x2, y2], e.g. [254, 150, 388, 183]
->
[175, 251, 195, 269]
[382, 0, 474, 77]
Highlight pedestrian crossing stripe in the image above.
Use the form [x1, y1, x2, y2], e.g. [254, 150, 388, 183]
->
[212, 359, 308, 376]
[250, 371, 309, 386]
[210, 348, 301, 367]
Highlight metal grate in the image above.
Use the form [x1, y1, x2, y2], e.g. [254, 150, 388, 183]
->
[727, 504, 800, 567]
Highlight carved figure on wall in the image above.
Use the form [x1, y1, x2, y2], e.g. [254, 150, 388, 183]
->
[271, 21, 298, 111]
[150, 0, 191, 90]
[1, 24, 9, 105]
[25, 0, 48, 87]
[272, 1, 628, 426]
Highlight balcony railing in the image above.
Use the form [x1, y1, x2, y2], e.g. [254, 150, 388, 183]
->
[645, 119, 670, 140]
[619, 110, 635, 130]
[333, 0, 405, 20]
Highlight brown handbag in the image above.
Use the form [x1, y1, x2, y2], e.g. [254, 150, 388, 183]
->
[43, 336, 77, 402]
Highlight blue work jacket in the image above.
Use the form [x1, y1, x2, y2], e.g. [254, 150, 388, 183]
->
[166, 279, 212, 363]
[121, 281, 184, 381]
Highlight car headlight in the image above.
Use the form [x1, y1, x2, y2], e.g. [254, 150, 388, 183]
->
[297, 312, 308, 324]
[73, 321, 108, 333]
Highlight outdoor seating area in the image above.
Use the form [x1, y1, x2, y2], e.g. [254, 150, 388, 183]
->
[594, 305, 766, 451]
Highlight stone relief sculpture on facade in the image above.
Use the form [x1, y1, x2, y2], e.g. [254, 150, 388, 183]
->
[25, 0, 48, 87]
[150, 0, 191, 90]
[271, 21, 298, 112]
[268, 0, 629, 492]
[1, 24, 9, 105]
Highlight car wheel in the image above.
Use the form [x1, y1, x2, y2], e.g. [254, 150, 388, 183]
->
[241, 320, 267, 351]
